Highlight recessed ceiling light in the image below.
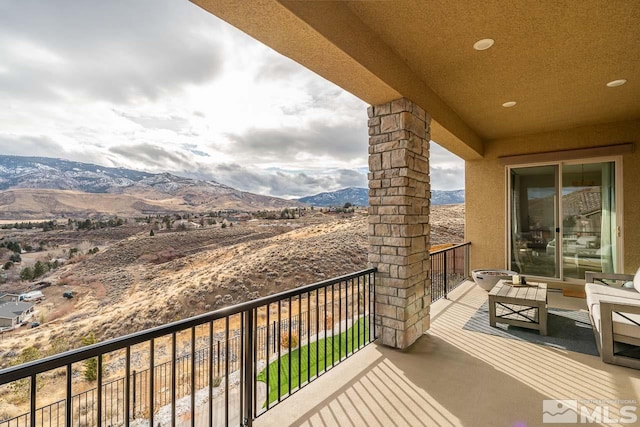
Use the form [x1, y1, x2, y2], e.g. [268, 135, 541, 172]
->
[606, 79, 627, 87]
[473, 39, 495, 51]
[502, 101, 517, 107]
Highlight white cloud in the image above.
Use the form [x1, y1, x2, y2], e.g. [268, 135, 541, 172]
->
[0, 0, 464, 198]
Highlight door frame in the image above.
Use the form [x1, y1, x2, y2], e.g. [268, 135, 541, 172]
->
[505, 155, 623, 283]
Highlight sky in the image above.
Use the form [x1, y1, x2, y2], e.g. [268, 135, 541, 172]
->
[0, 0, 465, 199]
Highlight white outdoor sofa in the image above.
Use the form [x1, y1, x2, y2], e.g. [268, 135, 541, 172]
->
[585, 270, 640, 369]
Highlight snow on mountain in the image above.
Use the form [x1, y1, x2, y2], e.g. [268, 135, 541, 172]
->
[297, 187, 464, 206]
[297, 187, 369, 207]
[0, 155, 233, 195]
[0, 155, 303, 214]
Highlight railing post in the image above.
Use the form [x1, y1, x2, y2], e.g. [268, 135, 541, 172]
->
[272, 321, 277, 353]
[30, 375, 36, 427]
[243, 309, 254, 427]
[217, 341, 221, 377]
[465, 243, 470, 278]
[132, 370, 136, 420]
[444, 250, 448, 299]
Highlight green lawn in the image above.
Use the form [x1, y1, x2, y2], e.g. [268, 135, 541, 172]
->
[257, 316, 371, 405]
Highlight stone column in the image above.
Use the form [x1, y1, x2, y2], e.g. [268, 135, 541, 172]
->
[367, 98, 431, 349]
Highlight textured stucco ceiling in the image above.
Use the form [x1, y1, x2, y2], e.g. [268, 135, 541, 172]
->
[192, 0, 640, 160]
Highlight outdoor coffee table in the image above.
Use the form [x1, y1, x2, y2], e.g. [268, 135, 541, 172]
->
[488, 280, 548, 335]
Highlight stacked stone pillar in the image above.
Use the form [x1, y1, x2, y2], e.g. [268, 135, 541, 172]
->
[367, 98, 431, 349]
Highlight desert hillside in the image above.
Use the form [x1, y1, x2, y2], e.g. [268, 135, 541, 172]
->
[0, 204, 464, 363]
[0, 188, 304, 219]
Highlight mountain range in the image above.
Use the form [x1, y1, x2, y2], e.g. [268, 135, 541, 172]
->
[297, 187, 464, 207]
[0, 155, 303, 218]
[0, 155, 464, 219]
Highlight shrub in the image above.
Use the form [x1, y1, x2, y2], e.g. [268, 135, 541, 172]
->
[212, 376, 222, 387]
[92, 281, 107, 299]
[280, 332, 299, 349]
[47, 337, 70, 356]
[325, 314, 334, 330]
[20, 267, 33, 281]
[48, 305, 74, 321]
[81, 332, 98, 381]
[10, 347, 43, 401]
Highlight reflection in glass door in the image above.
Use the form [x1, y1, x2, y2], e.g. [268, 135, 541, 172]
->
[510, 166, 558, 277]
[561, 162, 616, 279]
[509, 161, 618, 281]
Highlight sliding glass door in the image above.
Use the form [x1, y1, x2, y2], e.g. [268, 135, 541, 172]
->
[510, 165, 558, 277]
[509, 160, 619, 281]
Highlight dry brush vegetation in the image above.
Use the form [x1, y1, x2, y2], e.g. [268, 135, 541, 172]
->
[0, 205, 464, 418]
[0, 205, 464, 365]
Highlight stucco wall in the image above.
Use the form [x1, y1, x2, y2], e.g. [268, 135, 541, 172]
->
[466, 119, 640, 276]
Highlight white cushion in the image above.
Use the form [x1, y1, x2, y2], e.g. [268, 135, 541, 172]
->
[586, 290, 640, 312]
[585, 283, 640, 309]
[634, 267, 640, 293]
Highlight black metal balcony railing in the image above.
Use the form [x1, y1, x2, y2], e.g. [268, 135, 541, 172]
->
[0, 269, 376, 427]
[430, 242, 471, 302]
[0, 242, 472, 427]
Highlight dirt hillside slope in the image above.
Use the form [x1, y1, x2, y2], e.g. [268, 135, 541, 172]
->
[0, 205, 464, 363]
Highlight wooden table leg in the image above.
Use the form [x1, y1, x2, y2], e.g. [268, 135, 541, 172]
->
[489, 295, 497, 328]
[538, 302, 548, 336]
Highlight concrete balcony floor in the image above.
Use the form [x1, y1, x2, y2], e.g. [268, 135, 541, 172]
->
[255, 281, 640, 426]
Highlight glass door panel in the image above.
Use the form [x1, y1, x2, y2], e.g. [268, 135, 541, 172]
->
[561, 162, 616, 279]
[510, 166, 558, 277]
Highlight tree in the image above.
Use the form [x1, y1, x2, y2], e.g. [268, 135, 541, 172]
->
[3, 261, 13, 270]
[9, 253, 21, 263]
[10, 347, 43, 401]
[20, 267, 34, 281]
[343, 202, 352, 209]
[221, 223, 227, 229]
[5, 241, 21, 253]
[33, 261, 47, 279]
[149, 229, 155, 236]
[81, 332, 98, 381]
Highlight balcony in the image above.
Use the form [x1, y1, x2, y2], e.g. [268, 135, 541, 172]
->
[255, 281, 640, 426]
[2, 242, 638, 426]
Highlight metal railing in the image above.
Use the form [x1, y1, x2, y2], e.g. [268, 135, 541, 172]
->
[430, 242, 471, 302]
[0, 268, 376, 427]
